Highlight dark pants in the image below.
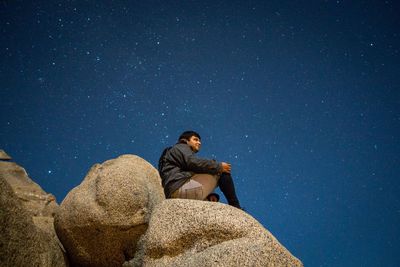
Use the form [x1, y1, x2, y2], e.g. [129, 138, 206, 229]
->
[218, 173, 241, 208]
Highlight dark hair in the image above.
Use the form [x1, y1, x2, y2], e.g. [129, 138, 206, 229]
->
[178, 130, 201, 142]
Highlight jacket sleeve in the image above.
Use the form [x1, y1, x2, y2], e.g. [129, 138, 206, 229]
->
[172, 144, 222, 175]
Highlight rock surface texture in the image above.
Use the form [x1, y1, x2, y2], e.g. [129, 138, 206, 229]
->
[0, 149, 11, 160]
[0, 161, 58, 218]
[128, 199, 303, 267]
[1, 152, 302, 266]
[54, 154, 165, 267]
[0, 157, 67, 267]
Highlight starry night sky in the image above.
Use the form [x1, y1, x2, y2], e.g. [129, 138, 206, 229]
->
[1, 1, 399, 266]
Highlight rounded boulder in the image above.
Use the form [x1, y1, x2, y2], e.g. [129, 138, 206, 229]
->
[54, 154, 164, 267]
[129, 199, 303, 267]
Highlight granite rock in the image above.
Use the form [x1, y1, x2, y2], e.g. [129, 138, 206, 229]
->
[0, 161, 58, 218]
[128, 199, 303, 267]
[0, 149, 11, 160]
[0, 159, 67, 267]
[54, 154, 165, 267]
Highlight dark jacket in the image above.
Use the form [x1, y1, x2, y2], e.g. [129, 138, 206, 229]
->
[158, 142, 222, 198]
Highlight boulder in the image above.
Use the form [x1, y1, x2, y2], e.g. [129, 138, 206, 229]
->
[0, 161, 58, 218]
[0, 149, 11, 160]
[54, 154, 165, 267]
[128, 199, 303, 267]
[0, 160, 67, 267]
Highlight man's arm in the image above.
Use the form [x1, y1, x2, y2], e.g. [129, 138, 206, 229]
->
[173, 144, 223, 174]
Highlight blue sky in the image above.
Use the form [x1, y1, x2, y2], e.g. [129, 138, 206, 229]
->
[1, 1, 399, 266]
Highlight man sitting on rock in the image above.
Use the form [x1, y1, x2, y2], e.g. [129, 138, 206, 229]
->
[158, 130, 241, 209]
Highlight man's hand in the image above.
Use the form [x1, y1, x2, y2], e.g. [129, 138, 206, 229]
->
[221, 162, 231, 173]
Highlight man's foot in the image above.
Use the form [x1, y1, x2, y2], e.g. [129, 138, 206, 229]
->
[206, 193, 220, 202]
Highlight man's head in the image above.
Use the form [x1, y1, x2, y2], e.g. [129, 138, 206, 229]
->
[178, 130, 201, 152]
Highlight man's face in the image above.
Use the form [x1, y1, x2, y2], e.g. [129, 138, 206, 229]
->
[187, 136, 201, 152]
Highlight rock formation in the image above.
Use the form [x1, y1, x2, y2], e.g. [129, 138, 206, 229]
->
[1, 151, 303, 266]
[0, 152, 67, 267]
[54, 154, 165, 267]
[0, 149, 11, 160]
[0, 160, 58, 218]
[127, 199, 303, 267]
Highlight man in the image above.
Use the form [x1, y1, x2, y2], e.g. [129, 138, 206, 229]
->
[158, 130, 241, 208]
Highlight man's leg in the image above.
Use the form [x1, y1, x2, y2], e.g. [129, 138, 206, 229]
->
[171, 179, 203, 200]
[170, 173, 241, 209]
[218, 173, 241, 208]
[170, 174, 217, 200]
[192, 172, 242, 209]
[191, 174, 219, 199]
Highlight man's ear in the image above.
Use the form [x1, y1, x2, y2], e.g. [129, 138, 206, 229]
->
[179, 138, 188, 144]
